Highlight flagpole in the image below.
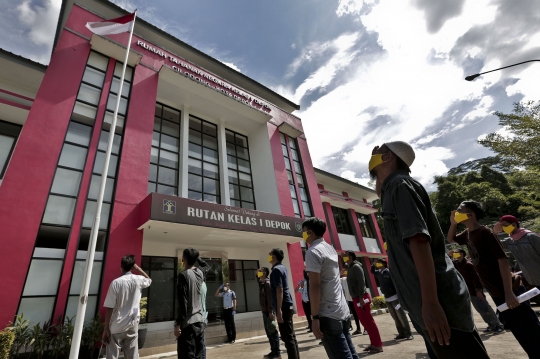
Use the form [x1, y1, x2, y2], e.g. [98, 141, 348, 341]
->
[69, 10, 137, 359]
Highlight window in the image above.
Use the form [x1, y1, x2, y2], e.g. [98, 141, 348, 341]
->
[75, 60, 134, 321]
[140, 256, 177, 323]
[279, 133, 312, 217]
[148, 104, 180, 195]
[18, 51, 111, 326]
[357, 213, 375, 238]
[187, 116, 220, 204]
[226, 130, 255, 209]
[0, 120, 22, 179]
[227, 260, 259, 313]
[332, 206, 354, 235]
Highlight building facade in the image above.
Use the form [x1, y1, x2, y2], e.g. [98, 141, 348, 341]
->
[0, 0, 386, 349]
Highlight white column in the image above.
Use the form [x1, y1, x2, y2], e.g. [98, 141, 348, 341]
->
[218, 119, 230, 205]
[179, 105, 190, 198]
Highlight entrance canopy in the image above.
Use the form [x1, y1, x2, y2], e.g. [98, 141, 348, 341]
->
[138, 193, 303, 248]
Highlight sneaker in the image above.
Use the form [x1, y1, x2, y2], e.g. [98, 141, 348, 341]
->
[270, 355, 282, 359]
[493, 327, 504, 334]
[363, 330, 368, 335]
[483, 327, 494, 333]
[263, 353, 273, 359]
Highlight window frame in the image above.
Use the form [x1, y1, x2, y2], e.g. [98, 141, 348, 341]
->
[148, 103, 181, 196]
[187, 115, 221, 204]
[140, 256, 178, 324]
[225, 129, 256, 209]
[331, 206, 354, 235]
[0, 120, 22, 179]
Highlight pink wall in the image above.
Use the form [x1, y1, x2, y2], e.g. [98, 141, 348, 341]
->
[287, 242, 305, 316]
[52, 58, 115, 321]
[322, 202, 341, 250]
[99, 65, 159, 312]
[0, 30, 91, 327]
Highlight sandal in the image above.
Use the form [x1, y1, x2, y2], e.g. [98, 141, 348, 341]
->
[352, 329, 362, 335]
[368, 348, 383, 354]
[363, 346, 372, 352]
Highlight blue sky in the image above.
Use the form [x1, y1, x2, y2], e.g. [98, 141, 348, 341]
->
[2, 0, 540, 190]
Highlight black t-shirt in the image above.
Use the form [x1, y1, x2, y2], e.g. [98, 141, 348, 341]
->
[455, 226, 507, 299]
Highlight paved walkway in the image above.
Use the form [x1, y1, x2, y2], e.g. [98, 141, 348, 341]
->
[144, 300, 537, 359]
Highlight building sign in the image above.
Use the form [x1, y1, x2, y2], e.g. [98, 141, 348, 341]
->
[136, 40, 272, 113]
[149, 193, 302, 238]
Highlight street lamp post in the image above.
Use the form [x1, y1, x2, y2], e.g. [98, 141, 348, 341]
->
[465, 59, 540, 81]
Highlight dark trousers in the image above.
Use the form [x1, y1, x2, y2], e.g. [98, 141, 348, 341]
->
[410, 318, 437, 359]
[347, 301, 361, 332]
[494, 297, 540, 358]
[387, 300, 412, 336]
[223, 308, 236, 342]
[277, 306, 299, 359]
[319, 316, 360, 359]
[421, 328, 489, 359]
[302, 300, 312, 330]
[263, 311, 280, 355]
[177, 322, 204, 359]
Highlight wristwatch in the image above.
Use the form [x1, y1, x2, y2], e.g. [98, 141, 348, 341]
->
[312, 314, 320, 320]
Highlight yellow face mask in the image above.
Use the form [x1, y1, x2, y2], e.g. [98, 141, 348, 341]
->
[343, 270, 348, 276]
[257, 271, 263, 278]
[342, 256, 349, 263]
[375, 263, 383, 268]
[268, 255, 273, 263]
[502, 224, 515, 235]
[368, 154, 384, 172]
[454, 211, 469, 224]
[453, 253, 460, 259]
[302, 231, 309, 242]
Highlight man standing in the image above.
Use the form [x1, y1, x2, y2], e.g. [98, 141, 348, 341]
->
[371, 259, 413, 340]
[295, 270, 312, 332]
[258, 267, 281, 359]
[451, 249, 504, 333]
[304, 218, 360, 359]
[448, 202, 540, 357]
[339, 270, 362, 335]
[494, 214, 540, 289]
[269, 248, 299, 359]
[197, 258, 209, 359]
[370, 141, 489, 359]
[103, 255, 152, 359]
[175, 248, 205, 359]
[343, 251, 382, 353]
[215, 282, 237, 344]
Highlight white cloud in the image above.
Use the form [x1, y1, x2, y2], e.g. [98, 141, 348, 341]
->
[293, 0, 508, 188]
[291, 33, 360, 103]
[336, 0, 364, 17]
[16, 0, 61, 63]
[221, 61, 242, 73]
[340, 170, 371, 187]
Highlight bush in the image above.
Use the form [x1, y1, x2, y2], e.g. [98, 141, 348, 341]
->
[370, 296, 387, 310]
[0, 331, 15, 359]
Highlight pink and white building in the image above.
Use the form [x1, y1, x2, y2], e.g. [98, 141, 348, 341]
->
[0, 0, 386, 353]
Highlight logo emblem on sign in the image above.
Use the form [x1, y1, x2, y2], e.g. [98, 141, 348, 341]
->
[295, 222, 302, 232]
[163, 199, 176, 215]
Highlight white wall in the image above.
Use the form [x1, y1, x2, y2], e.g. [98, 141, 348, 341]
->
[248, 123, 281, 214]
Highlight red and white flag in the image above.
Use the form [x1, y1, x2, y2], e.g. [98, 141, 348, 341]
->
[86, 13, 136, 35]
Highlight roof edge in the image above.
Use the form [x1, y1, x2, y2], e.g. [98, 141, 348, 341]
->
[0, 48, 48, 72]
[314, 167, 376, 195]
[53, 0, 300, 112]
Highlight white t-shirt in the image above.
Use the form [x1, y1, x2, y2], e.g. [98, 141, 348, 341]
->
[104, 272, 152, 334]
[340, 277, 352, 302]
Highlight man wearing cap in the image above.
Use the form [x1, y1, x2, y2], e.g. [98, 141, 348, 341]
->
[368, 142, 489, 359]
[494, 215, 540, 289]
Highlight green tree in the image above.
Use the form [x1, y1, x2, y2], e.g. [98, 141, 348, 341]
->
[479, 100, 540, 168]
